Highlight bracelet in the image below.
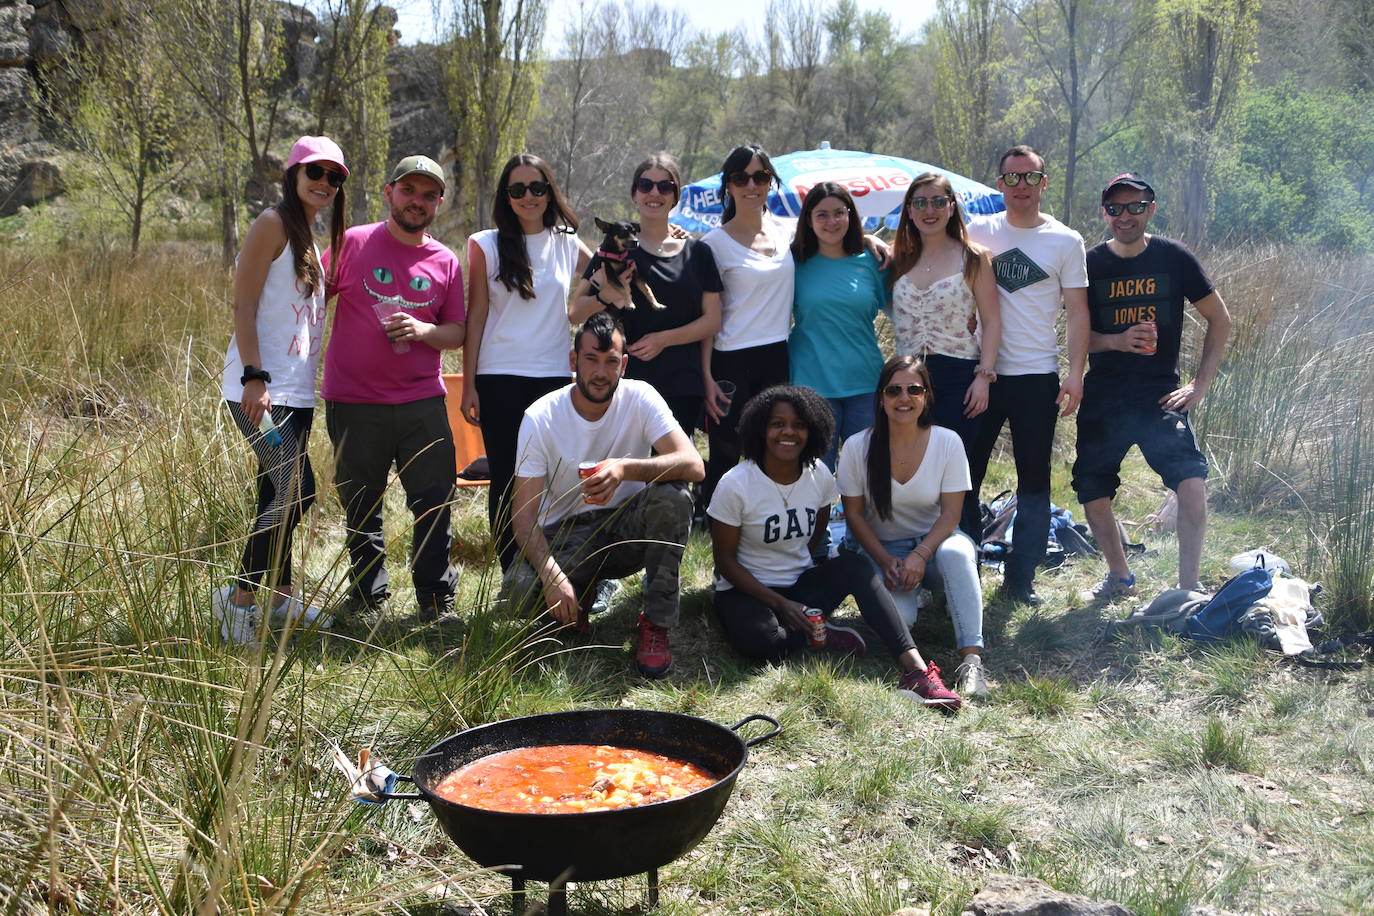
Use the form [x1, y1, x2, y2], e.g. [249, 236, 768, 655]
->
[913, 545, 932, 561]
[240, 365, 271, 385]
[974, 365, 997, 381]
[595, 292, 618, 309]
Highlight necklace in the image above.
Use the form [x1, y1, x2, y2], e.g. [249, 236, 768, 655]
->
[766, 470, 801, 507]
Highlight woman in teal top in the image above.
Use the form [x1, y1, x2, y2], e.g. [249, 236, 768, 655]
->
[788, 182, 888, 470]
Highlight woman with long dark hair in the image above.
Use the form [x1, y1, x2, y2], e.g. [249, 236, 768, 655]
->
[570, 152, 722, 435]
[708, 384, 962, 708]
[699, 143, 794, 505]
[463, 153, 592, 571]
[888, 172, 1000, 537]
[788, 182, 887, 469]
[214, 135, 348, 643]
[837, 355, 989, 698]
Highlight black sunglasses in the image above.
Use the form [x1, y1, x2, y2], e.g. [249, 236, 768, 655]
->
[506, 180, 550, 199]
[883, 383, 928, 397]
[635, 177, 678, 195]
[999, 170, 1045, 187]
[1104, 201, 1151, 216]
[728, 169, 773, 187]
[303, 162, 346, 188]
[910, 195, 952, 211]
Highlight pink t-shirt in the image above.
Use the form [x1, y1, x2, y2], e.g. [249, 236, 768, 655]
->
[321, 222, 465, 404]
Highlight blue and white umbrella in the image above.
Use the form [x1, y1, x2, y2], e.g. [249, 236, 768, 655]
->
[673, 144, 1004, 234]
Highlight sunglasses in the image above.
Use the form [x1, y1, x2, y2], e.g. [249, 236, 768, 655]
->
[728, 169, 773, 187]
[999, 170, 1045, 187]
[1104, 201, 1151, 216]
[909, 195, 952, 211]
[506, 180, 550, 199]
[635, 177, 678, 195]
[883, 383, 928, 397]
[303, 163, 346, 188]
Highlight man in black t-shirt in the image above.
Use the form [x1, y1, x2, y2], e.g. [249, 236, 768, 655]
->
[1074, 173, 1232, 598]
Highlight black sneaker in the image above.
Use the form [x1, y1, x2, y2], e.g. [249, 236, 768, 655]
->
[417, 593, 454, 622]
[1005, 583, 1042, 607]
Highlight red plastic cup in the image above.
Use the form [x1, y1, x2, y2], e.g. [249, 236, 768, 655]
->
[579, 460, 606, 504]
[1139, 320, 1157, 355]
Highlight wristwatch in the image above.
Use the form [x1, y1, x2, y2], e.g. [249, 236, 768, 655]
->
[240, 365, 272, 385]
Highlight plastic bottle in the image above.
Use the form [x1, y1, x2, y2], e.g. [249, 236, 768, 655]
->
[259, 410, 283, 447]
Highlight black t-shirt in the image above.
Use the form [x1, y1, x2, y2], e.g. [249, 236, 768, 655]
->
[584, 239, 723, 398]
[1086, 235, 1214, 386]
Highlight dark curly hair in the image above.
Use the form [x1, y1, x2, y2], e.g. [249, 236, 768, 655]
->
[867, 355, 936, 521]
[737, 385, 834, 470]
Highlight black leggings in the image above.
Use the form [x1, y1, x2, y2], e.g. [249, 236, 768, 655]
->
[476, 373, 570, 570]
[704, 341, 789, 504]
[713, 552, 916, 663]
[226, 402, 316, 593]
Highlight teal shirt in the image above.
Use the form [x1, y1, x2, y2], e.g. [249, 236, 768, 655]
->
[789, 250, 889, 398]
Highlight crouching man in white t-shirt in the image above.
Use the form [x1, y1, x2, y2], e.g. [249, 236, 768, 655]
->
[501, 311, 705, 677]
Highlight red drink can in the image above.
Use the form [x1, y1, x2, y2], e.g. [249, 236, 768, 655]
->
[1140, 320, 1157, 355]
[579, 460, 606, 504]
[804, 608, 826, 648]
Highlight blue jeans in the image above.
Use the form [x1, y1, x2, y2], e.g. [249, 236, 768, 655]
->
[924, 353, 986, 538]
[823, 393, 876, 471]
[841, 531, 984, 649]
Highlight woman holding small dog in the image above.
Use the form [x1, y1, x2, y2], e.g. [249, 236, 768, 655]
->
[463, 153, 592, 571]
[570, 153, 723, 435]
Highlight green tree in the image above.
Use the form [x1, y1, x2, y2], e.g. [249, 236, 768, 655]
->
[822, 0, 915, 153]
[928, 0, 1005, 180]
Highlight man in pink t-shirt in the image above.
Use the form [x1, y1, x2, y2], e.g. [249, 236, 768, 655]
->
[322, 155, 466, 620]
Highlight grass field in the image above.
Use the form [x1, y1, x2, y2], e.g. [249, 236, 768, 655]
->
[1, 243, 1372, 915]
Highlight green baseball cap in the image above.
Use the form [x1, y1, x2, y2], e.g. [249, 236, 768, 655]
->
[388, 155, 446, 192]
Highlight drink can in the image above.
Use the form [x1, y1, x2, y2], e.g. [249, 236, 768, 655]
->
[804, 607, 826, 648]
[579, 460, 606, 504]
[1140, 320, 1157, 355]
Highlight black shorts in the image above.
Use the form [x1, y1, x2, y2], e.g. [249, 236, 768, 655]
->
[1072, 386, 1207, 504]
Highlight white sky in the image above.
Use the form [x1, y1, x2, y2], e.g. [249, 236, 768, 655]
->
[390, 0, 940, 52]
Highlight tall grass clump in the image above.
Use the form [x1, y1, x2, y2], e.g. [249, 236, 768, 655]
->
[1307, 401, 1374, 630]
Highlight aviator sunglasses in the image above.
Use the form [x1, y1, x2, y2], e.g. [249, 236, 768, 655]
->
[909, 195, 952, 211]
[728, 169, 773, 187]
[506, 180, 551, 199]
[635, 177, 678, 195]
[1104, 201, 1151, 216]
[883, 383, 928, 397]
[303, 163, 346, 188]
[999, 170, 1045, 186]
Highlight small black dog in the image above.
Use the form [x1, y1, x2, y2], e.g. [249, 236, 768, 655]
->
[590, 217, 665, 311]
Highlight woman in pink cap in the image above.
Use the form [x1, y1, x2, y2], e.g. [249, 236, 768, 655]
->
[214, 135, 349, 643]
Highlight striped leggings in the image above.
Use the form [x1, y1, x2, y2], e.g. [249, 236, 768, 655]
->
[226, 401, 316, 592]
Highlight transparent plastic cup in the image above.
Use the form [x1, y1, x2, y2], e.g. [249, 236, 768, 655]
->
[372, 301, 410, 354]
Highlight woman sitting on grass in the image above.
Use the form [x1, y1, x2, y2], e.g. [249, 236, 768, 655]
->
[707, 384, 962, 708]
[837, 355, 989, 698]
[214, 135, 348, 643]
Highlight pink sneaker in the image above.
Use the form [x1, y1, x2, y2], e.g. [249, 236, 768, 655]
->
[899, 663, 962, 710]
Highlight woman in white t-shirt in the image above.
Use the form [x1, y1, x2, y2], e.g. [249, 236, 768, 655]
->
[700, 144, 795, 504]
[837, 355, 990, 699]
[708, 385, 961, 709]
[463, 153, 592, 570]
[213, 136, 348, 642]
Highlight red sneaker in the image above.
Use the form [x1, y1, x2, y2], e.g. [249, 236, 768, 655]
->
[899, 663, 962, 710]
[823, 621, 868, 657]
[634, 612, 673, 678]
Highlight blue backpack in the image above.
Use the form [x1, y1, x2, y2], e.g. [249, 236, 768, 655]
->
[1105, 565, 1275, 642]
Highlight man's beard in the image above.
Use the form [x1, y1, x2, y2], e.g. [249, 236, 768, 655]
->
[391, 205, 433, 233]
[575, 371, 618, 404]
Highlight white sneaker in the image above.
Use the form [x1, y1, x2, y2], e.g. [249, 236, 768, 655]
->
[270, 595, 334, 629]
[212, 586, 260, 644]
[953, 654, 991, 698]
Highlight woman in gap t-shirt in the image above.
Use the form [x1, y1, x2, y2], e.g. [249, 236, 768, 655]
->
[463, 153, 592, 571]
[707, 385, 962, 709]
[569, 152, 722, 436]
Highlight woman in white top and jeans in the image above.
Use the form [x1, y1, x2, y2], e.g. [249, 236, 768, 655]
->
[214, 136, 348, 642]
[463, 153, 592, 570]
[888, 172, 1001, 538]
[700, 143, 794, 505]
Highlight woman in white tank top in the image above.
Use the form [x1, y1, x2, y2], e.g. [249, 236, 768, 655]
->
[214, 136, 348, 643]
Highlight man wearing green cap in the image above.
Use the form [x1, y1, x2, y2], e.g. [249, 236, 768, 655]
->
[322, 155, 467, 621]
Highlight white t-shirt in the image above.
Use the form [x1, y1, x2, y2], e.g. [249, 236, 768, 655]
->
[708, 460, 837, 590]
[471, 227, 579, 377]
[966, 213, 1088, 376]
[837, 426, 971, 542]
[702, 216, 795, 351]
[515, 378, 679, 527]
[221, 244, 326, 407]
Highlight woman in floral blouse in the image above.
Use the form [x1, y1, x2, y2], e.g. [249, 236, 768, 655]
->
[887, 173, 1001, 538]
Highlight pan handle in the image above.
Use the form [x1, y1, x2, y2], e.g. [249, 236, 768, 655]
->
[373, 773, 424, 802]
[729, 713, 781, 748]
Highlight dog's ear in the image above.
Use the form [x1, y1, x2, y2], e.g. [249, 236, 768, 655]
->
[595, 217, 611, 232]
[631, 222, 641, 233]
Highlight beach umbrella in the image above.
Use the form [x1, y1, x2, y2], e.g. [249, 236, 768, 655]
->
[672, 143, 1004, 234]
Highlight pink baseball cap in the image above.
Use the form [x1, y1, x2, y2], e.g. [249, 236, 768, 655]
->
[285, 136, 349, 176]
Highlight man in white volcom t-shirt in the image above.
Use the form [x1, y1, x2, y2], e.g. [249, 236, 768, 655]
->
[965, 144, 1090, 606]
[502, 311, 704, 677]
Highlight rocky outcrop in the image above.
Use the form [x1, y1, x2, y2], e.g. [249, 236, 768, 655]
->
[962, 874, 1134, 916]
